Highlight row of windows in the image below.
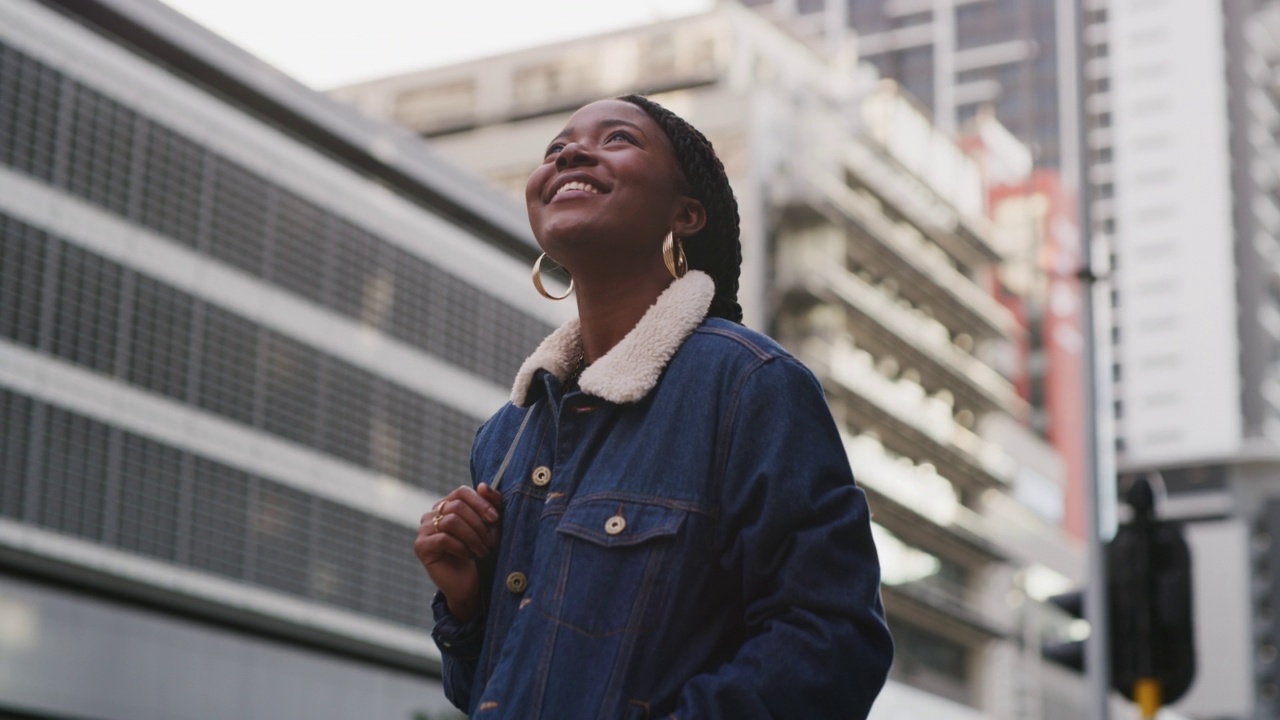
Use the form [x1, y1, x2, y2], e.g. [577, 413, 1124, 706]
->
[0, 387, 432, 629]
[0, 41, 552, 386]
[1, 213, 476, 494]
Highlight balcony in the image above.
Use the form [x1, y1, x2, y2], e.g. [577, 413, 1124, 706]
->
[873, 525, 1010, 642]
[798, 337, 1015, 494]
[780, 258, 1027, 420]
[801, 173, 1017, 341]
[844, 432, 1008, 563]
[844, 143, 1001, 273]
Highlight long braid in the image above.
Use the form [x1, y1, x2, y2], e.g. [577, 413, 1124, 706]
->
[618, 94, 744, 323]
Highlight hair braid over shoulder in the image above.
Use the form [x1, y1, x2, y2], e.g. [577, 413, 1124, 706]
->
[618, 94, 743, 323]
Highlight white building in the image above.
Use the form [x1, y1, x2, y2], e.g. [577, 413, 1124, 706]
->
[1081, 0, 1280, 718]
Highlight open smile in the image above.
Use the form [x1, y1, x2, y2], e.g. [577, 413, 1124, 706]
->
[546, 174, 610, 202]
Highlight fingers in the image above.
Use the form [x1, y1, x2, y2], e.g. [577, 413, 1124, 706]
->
[457, 484, 501, 522]
[415, 531, 473, 565]
[438, 499, 492, 558]
[476, 482, 503, 511]
[417, 485, 502, 560]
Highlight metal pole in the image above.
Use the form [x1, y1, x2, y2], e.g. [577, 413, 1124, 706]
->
[1070, 0, 1117, 718]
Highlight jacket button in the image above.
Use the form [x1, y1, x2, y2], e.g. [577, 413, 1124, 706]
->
[605, 515, 626, 535]
[506, 571, 528, 594]
[531, 466, 552, 487]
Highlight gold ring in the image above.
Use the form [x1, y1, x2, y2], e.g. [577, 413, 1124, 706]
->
[432, 513, 444, 531]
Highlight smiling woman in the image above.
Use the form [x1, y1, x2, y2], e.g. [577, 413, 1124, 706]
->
[413, 95, 893, 719]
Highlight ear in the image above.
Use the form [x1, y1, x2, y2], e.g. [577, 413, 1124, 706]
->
[671, 196, 707, 240]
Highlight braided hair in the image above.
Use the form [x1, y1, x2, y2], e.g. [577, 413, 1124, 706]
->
[618, 94, 743, 323]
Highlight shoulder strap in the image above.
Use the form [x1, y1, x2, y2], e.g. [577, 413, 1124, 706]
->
[489, 401, 537, 492]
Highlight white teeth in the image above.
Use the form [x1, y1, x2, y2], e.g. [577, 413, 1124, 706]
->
[554, 180, 601, 197]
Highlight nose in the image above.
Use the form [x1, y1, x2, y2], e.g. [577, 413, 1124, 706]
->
[555, 141, 595, 169]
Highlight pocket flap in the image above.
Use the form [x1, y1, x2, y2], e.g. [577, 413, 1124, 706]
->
[556, 496, 688, 548]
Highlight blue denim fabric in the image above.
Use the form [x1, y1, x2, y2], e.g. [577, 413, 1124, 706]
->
[432, 319, 893, 719]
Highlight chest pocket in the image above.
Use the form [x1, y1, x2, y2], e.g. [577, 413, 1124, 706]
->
[549, 496, 690, 636]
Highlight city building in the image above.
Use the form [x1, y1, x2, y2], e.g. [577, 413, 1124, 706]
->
[738, 0, 1078, 174]
[1081, 1, 1280, 718]
[716, 0, 1095, 551]
[332, 5, 1091, 717]
[0, 0, 568, 718]
[960, 114, 1088, 541]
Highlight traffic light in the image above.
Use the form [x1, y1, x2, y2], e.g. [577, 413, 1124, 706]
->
[1039, 478, 1195, 719]
[1109, 478, 1195, 716]
[1041, 590, 1086, 673]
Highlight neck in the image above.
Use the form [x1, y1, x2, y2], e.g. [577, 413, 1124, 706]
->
[572, 264, 673, 364]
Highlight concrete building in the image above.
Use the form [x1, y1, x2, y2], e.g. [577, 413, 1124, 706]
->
[960, 116, 1089, 543]
[738, 0, 1078, 174]
[1079, 1, 1280, 718]
[0, 0, 569, 718]
[332, 5, 1090, 718]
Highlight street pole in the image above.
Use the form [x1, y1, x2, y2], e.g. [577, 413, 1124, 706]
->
[1070, 1, 1118, 718]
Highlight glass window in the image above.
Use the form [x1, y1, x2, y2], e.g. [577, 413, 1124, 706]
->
[52, 243, 122, 375]
[208, 158, 272, 277]
[0, 210, 49, 348]
[126, 274, 194, 402]
[0, 390, 33, 518]
[0, 44, 61, 183]
[117, 432, 183, 562]
[136, 124, 208, 249]
[37, 407, 109, 541]
[65, 84, 136, 217]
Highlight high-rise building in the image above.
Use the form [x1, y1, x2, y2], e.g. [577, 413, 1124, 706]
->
[743, 0, 1093, 548]
[739, 0, 1077, 173]
[332, 5, 1090, 717]
[1081, 1, 1280, 718]
[0, 1, 566, 717]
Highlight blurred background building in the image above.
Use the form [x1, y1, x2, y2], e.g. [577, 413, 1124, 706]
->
[333, 5, 1091, 718]
[738, 0, 1077, 171]
[0, 0, 567, 717]
[1079, 1, 1280, 718]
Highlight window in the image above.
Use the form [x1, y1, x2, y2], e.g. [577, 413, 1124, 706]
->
[3, 385, 437, 629]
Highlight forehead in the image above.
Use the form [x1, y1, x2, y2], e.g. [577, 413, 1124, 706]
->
[558, 100, 667, 144]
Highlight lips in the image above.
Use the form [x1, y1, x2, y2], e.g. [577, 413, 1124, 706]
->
[547, 174, 610, 202]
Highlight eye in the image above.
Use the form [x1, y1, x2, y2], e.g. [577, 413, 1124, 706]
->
[606, 130, 636, 144]
[544, 142, 565, 158]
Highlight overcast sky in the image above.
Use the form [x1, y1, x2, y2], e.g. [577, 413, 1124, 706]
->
[159, 0, 714, 89]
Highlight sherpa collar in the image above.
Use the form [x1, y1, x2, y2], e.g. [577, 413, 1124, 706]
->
[510, 270, 716, 406]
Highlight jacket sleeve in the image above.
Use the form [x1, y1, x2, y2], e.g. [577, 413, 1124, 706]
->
[673, 356, 894, 719]
[432, 591, 484, 708]
[429, 417, 495, 712]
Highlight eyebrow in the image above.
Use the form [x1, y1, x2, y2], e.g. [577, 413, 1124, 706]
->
[551, 118, 647, 143]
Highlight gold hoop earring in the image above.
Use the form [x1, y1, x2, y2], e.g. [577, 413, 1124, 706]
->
[532, 253, 574, 300]
[663, 232, 688, 279]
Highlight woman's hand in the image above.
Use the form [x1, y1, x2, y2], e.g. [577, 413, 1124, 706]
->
[414, 483, 503, 623]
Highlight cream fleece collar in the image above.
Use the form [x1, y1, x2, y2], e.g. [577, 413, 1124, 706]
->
[510, 270, 716, 406]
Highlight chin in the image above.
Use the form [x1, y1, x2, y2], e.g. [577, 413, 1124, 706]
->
[535, 218, 604, 255]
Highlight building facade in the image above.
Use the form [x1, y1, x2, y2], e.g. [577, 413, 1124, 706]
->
[1080, 1, 1280, 718]
[739, 0, 1078, 174]
[333, 5, 1089, 718]
[0, 1, 568, 718]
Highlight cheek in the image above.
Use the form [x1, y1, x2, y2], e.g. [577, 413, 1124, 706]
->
[525, 164, 552, 204]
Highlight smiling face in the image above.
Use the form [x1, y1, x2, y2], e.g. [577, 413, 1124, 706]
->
[525, 100, 701, 279]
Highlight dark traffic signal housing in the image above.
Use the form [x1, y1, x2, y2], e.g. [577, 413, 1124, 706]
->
[1040, 478, 1195, 718]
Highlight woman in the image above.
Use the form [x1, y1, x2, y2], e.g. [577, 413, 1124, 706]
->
[414, 95, 893, 719]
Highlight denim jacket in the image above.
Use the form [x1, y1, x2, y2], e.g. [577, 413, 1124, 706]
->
[432, 271, 893, 719]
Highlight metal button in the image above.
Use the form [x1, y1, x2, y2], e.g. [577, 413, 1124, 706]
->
[605, 515, 626, 535]
[506, 571, 528, 594]
[531, 466, 552, 487]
